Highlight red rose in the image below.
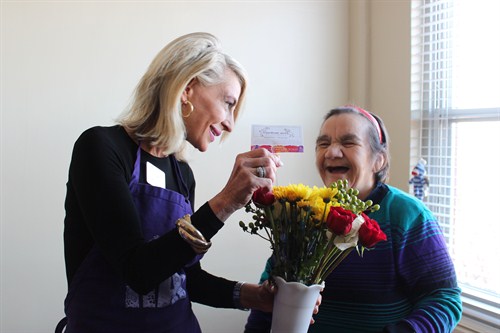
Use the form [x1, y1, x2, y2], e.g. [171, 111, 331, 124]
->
[326, 206, 357, 235]
[358, 213, 387, 248]
[252, 187, 276, 206]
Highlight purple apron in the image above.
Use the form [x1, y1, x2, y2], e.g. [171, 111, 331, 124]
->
[63, 147, 201, 333]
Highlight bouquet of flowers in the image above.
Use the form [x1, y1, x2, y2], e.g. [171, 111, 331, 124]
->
[240, 179, 387, 286]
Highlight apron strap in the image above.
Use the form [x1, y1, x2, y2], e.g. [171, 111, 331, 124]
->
[130, 145, 142, 185]
[169, 155, 191, 203]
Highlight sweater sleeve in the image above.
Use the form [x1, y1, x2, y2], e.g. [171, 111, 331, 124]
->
[185, 261, 237, 308]
[400, 288, 462, 332]
[389, 210, 462, 332]
[244, 258, 273, 333]
[190, 202, 224, 241]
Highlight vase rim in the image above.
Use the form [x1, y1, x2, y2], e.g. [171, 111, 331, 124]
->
[272, 275, 325, 289]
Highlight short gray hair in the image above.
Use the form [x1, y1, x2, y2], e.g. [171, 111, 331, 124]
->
[322, 106, 390, 183]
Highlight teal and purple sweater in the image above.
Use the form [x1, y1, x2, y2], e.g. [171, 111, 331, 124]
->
[245, 183, 462, 333]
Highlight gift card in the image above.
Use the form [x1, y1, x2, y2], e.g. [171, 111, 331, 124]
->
[251, 125, 303, 153]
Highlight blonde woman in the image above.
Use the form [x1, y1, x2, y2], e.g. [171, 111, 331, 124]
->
[57, 32, 281, 333]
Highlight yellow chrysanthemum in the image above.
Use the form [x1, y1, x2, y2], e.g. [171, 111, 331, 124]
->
[311, 186, 339, 204]
[308, 196, 329, 221]
[271, 186, 287, 200]
[274, 184, 313, 202]
[297, 199, 311, 209]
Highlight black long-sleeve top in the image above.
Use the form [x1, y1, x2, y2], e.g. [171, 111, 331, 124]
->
[63, 125, 235, 307]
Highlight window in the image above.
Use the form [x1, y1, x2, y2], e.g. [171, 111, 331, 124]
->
[411, 0, 500, 327]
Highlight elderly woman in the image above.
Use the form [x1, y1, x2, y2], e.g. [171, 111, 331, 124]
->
[245, 105, 462, 333]
[57, 32, 283, 333]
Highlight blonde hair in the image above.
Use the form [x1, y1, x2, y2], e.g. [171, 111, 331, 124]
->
[118, 32, 248, 160]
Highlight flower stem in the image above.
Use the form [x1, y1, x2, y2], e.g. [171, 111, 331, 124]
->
[316, 247, 354, 284]
[310, 233, 336, 284]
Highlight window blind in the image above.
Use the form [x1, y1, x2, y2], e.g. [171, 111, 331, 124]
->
[411, 0, 500, 327]
[411, 0, 454, 242]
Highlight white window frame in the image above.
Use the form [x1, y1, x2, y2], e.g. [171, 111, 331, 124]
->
[411, 0, 500, 330]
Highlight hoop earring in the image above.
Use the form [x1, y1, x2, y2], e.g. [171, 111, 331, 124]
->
[182, 100, 195, 118]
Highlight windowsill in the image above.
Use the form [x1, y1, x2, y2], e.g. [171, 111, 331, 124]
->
[460, 293, 500, 330]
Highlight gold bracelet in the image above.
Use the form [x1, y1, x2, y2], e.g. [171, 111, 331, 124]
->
[176, 214, 212, 254]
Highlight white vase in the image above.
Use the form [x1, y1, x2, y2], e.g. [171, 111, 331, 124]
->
[271, 276, 324, 333]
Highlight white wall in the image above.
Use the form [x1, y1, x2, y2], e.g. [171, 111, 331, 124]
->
[348, 0, 412, 190]
[1, 1, 353, 332]
[368, 0, 411, 190]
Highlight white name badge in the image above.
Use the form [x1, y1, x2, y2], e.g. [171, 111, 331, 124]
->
[146, 161, 166, 189]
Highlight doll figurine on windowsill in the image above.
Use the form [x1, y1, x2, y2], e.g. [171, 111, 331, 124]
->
[409, 158, 429, 200]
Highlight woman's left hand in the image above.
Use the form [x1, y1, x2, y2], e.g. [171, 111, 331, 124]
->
[310, 291, 322, 324]
[208, 148, 282, 222]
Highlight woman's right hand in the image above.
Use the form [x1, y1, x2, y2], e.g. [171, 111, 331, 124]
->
[208, 148, 283, 222]
[241, 281, 322, 320]
[240, 280, 276, 313]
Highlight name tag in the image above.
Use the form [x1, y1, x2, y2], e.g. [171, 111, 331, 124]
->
[146, 161, 166, 189]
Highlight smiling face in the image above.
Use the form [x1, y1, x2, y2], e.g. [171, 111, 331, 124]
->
[182, 69, 242, 152]
[315, 113, 383, 200]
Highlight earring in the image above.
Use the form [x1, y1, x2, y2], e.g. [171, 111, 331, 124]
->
[182, 100, 195, 118]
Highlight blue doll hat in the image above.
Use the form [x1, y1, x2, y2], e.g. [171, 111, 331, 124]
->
[415, 162, 425, 174]
[414, 158, 427, 175]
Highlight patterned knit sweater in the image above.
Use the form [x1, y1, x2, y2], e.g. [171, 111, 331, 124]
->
[245, 183, 462, 333]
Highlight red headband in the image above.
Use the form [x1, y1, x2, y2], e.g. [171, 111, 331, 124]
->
[345, 105, 383, 143]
